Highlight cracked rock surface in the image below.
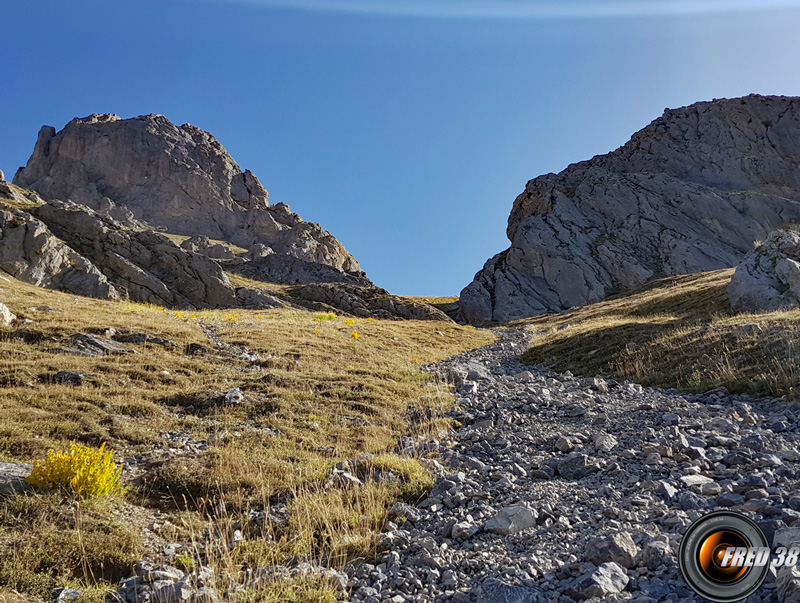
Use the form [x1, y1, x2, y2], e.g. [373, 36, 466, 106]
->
[460, 95, 800, 323]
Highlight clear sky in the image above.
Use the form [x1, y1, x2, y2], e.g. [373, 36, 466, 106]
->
[3, 1, 800, 295]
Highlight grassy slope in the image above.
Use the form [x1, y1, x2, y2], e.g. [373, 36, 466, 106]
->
[519, 269, 800, 399]
[0, 275, 492, 602]
[404, 296, 459, 314]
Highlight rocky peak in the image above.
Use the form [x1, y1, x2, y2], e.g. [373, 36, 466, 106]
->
[15, 113, 269, 217]
[461, 94, 800, 324]
[13, 113, 363, 278]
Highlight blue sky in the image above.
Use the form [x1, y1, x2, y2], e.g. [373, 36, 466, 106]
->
[3, 1, 800, 295]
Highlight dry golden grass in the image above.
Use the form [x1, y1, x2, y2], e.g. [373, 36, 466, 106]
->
[0, 589, 36, 603]
[403, 295, 459, 314]
[519, 269, 800, 398]
[161, 233, 250, 255]
[0, 274, 492, 600]
[405, 296, 458, 305]
[0, 184, 44, 212]
[0, 493, 141, 594]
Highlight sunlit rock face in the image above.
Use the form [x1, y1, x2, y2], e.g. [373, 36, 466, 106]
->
[14, 113, 365, 278]
[460, 95, 800, 323]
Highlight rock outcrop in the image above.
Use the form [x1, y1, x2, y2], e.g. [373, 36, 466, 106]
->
[31, 200, 281, 310]
[233, 254, 373, 287]
[0, 462, 32, 497]
[0, 204, 118, 300]
[180, 235, 236, 260]
[287, 283, 451, 321]
[460, 95, 800, 323]
[728, 228, 800, 312]
[0, 302, 16, 326]
[13, 113, 364, 281]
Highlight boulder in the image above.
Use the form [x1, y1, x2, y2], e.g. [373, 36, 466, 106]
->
[0, 302, 15, 325]
[451, 521, 481, 540]
[484, 505, 538, 535]
[635, 535, 672, 570]
[14, 114, 363, 279]
[584, 532, 639, 568]
[460, 95, 800, 323]
[557, 453, 599, 480]
[728, 228, 800, 312]
[777, 565, 800, 603]
[562, 562, 629, 600]
[473, 578, 545, 603]
[180, 235, 236, 260]
[0, 461, 33, 496]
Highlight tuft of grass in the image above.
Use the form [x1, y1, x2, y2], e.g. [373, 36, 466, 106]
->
[234, 576, 337, 603]
[0, 493, 141, 597]
[518, 269, 800, 399]
[361, 453, 434, 501]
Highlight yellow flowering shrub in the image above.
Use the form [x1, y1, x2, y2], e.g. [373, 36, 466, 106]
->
[350, 331, 361, 339]
[344, 319, 356, 325]
[26, 442, 124, 497]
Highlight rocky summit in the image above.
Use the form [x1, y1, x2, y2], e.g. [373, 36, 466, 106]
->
[13, 113, 365, 282]
[460, 95, 800, 324]
[0, 115, 453, 319]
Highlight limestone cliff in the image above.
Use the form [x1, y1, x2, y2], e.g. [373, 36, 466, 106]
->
[14, 113, 366, 282]
[460, 95, 800, 323]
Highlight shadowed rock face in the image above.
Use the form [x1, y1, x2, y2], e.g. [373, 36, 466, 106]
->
[287, 284, 452, 321]
[13, 113, 363, 277]
[30, 200, 285, 310]
[0, 174, 116, 299]
[0, 206, 118, 301]
[232, 254, 373, 287]
[460, 95, 800, 324]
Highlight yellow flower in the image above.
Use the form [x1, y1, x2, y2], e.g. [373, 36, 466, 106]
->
[411, 358, 419, 364]
[350, 331, 360, 339]
[26, 442, 124, 498]
[344, 319, 356, 325]
[366, 317, 374, 321]
[315, 328, 322, 333]
[190, 313, 197, 319]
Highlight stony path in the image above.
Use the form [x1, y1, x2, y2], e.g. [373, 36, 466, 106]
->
[347, 327, 800, 603]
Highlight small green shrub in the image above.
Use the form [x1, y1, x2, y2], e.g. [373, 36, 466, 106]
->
[171, 553, 195, 573]
[314, 312, 336, 322]
[26, 442, 124, 497]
